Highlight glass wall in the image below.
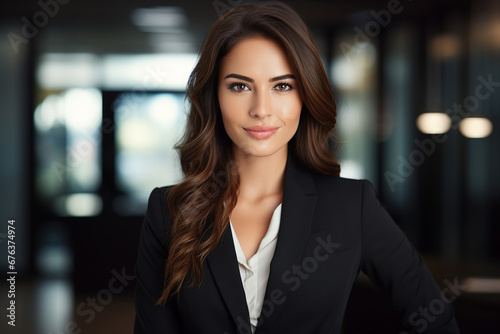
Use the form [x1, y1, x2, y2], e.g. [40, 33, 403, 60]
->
[114, 92, 187, 215]
[34, 88, 103, 216]
[33, 53, 197, 218]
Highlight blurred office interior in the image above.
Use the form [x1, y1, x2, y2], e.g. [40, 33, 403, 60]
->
[1, 0, 499, 333]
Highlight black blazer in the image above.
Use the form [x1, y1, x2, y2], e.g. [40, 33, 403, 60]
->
[134, 152, 459, 334]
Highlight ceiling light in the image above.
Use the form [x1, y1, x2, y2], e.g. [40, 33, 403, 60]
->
[459, 117, 493, 138]
[131, 7, 187, 32]
[416, 112, 451, 134]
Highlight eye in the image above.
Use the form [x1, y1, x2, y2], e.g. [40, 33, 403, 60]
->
[229, 83, 250, 93]
[274, 82, 293, 92]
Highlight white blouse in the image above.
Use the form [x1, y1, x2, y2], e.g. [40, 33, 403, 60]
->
[229, 203, 282, 333]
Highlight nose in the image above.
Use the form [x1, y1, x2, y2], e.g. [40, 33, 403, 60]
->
[249, 90, 272, 119]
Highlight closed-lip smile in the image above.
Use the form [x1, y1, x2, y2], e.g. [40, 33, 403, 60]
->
[244, 125, 279, 139]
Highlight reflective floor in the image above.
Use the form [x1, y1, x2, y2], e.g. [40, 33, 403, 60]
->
[0, 279, 135, 334]
[1, 273, 499, 334]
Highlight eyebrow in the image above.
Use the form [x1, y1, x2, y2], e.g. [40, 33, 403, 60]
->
[223, 73, 296, 83]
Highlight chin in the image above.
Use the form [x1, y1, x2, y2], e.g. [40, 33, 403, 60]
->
[235, 144, 286, 159]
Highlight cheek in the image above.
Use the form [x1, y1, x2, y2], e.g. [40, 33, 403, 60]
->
[219, 104, 242, 133]
[218, 94, 239, 126]
[220, 109, 234, 131]
[279, 96, 302, 124]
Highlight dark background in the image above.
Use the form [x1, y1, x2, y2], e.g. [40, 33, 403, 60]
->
[1, 0, 499, 333]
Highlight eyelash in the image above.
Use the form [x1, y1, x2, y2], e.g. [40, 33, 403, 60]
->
[228, 82, 294, 93]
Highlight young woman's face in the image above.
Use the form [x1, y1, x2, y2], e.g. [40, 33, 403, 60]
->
[218, 36, 302, 159]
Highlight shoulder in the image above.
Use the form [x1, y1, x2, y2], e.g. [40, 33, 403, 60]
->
[309, 174, 386, 226]
[142, 185, 175, 247]
[146, 185, 175, 209]
[149, 185, 174, 199]
[144, 186, 173, 218]
[312, 174, 376, 200]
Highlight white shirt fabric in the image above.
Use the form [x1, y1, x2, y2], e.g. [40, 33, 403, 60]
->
[229, 203, 283, 333]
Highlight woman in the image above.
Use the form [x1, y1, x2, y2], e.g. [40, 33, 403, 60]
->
[134, 2, 459, 333]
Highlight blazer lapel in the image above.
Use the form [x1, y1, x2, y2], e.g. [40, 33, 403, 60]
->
[258, 150, 318, 329]
[206, 226, 252, 332]
[205, 149, 318, 333]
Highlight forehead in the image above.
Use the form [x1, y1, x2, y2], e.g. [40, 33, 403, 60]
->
[219, 37, 294, 77]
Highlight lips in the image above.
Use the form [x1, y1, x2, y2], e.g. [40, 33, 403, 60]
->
[244, 125, 279, 139]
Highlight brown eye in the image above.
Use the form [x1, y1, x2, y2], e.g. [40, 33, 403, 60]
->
[274, 83, 293, 92]
[229, 83, 249, 92]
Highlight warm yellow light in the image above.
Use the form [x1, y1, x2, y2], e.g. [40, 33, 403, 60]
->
[459, 117, 493, 138]
[462, 277, 500, 293]
[416, 113, 451, 134]
[429, 34, 460, 59]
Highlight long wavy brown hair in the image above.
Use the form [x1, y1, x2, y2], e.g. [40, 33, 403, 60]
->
[157, 1, 340, 304]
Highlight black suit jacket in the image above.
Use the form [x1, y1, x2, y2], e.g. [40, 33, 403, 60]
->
[134, 152, 459, 333]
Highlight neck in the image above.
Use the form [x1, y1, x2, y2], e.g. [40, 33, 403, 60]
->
[233, 146, 287, 203]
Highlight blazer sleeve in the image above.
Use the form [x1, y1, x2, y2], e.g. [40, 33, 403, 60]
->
[134, 187, 182, 334]
[359, 180, 460, 333]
